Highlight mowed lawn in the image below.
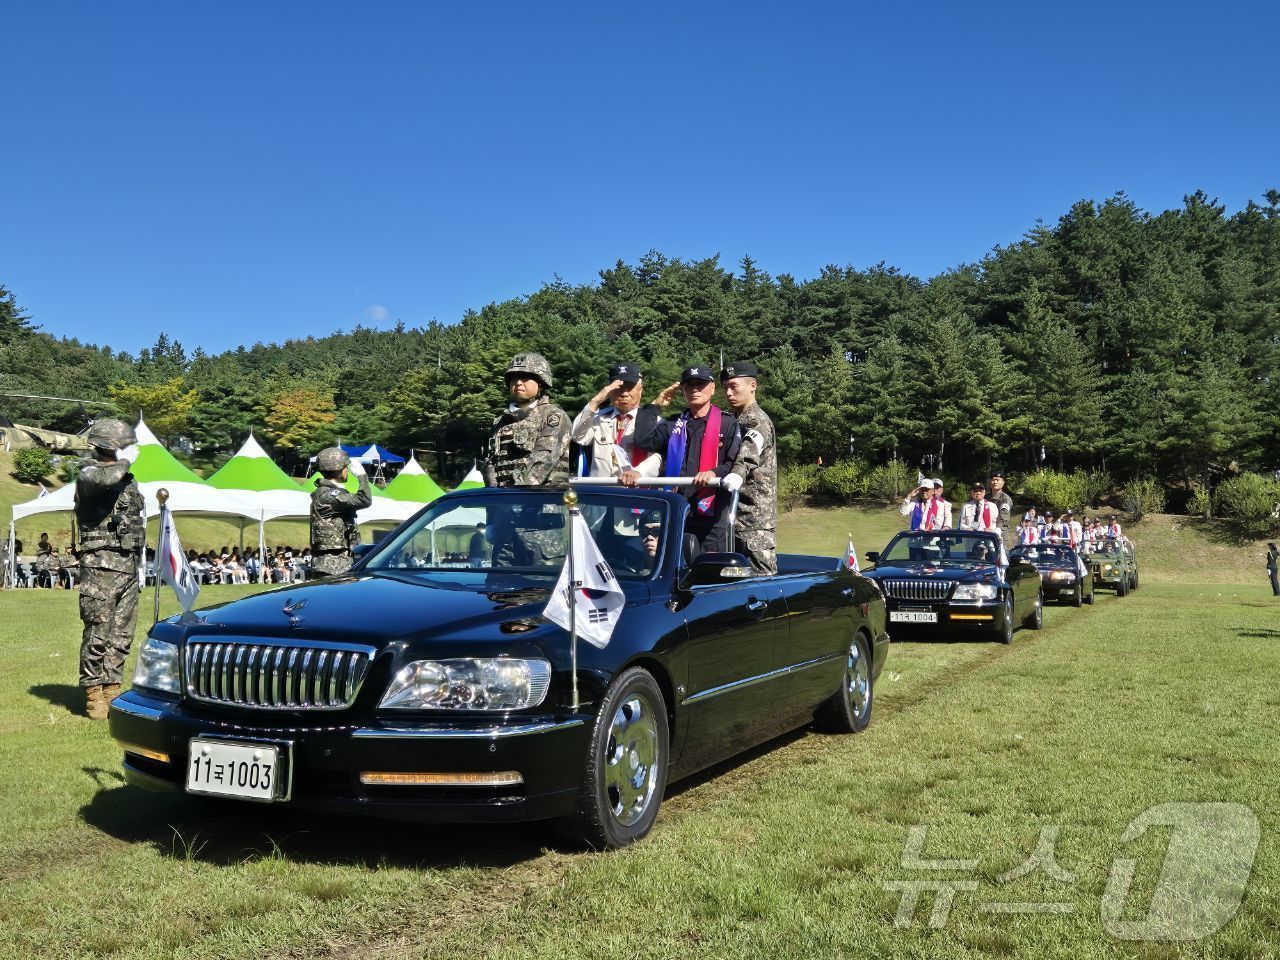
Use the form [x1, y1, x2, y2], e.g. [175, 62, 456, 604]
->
[1, 518, 1278, 958]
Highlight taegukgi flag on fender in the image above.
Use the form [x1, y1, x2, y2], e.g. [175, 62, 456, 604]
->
[543, 510, 626, 649]
[156, 503, 201, 612]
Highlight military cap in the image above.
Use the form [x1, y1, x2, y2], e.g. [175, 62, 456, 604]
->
[86, 418, 136, 452]
[607, 362, 642, 384]
[316, 447, 350, 472]
[506, 352, 554, 389]
[970, 481, 986, 491]
[639, 508, 662, 530]
[720, 361, 760, 382]
[989, 470, 1005, 479]
[680, 365, 714, 384]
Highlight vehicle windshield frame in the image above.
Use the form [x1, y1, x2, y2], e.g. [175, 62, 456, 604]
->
[360, 490, 671, 581]
[879, 531, 1003, 566]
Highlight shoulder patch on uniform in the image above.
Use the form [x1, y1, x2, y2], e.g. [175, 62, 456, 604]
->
[745, 429, 764, 456]
[547, 414, 561, 427]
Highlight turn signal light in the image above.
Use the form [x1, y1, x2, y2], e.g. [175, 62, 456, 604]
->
[359, 771, 524, 787]
[117, 741, 171, 764]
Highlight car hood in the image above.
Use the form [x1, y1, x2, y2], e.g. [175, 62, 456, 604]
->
[171, 572, 649, 646]
[865, 563, 999, 583]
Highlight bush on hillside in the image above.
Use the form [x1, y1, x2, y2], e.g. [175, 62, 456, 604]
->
[1186, 481, 1211, 519]
[1213, 472, 1280, 537]
[1121, 476, 1166, 519]
[11, 448, 53, 485]
[815, 459, 870, 501]
[1016, 468, 1111, 513]
[866, 459, 915, 502]
[778, 464, 821, 512]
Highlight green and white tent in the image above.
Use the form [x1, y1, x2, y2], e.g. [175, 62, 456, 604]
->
[381, 456, 445, 504]
[454, 465, 485, 490]
[207, 433, 310, 521]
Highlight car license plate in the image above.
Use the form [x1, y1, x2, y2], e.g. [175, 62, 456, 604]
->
[890, 611, 938, 624]
[186, 739, 280, 801]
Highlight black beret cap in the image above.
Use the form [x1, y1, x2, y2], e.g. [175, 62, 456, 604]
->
[607, 362, 642, 383]
[720, 361, 760, 381]
[681, 365, 714, 384]
[989, 470, 1005, 479]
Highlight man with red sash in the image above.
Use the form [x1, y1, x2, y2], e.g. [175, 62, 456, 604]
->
[571, 362, 663, 482]
[959, 481, 1001, 532]
[633, 365, 741, 555]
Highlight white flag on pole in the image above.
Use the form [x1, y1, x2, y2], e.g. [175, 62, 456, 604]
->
[846, 537, 860, 573]
[157, 504, 201, 612]
[543, 510, 625, 649]
[37, 483, 49, 498]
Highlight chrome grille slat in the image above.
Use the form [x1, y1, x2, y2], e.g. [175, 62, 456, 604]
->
[884, 578, 957, 602]
[183, 641, 371, 711]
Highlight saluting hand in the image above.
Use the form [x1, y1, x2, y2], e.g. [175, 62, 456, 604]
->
[654, 381, 681, 408]
[590, 379, 625, 410]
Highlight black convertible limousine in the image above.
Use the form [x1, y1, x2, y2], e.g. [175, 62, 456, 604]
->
[862, 529, 1043, 643]
[109, 484, 888, 849]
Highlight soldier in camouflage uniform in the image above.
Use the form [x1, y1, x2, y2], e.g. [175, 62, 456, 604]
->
[483, 353, 571, 487]
[721, 362, 778, 575]
[484, 353, 571, 566]
[75, 418, 145, 720]
[309, 447, 373, 577]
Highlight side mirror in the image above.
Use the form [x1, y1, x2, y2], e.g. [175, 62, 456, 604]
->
[864, 551, 880, 564]
[681, 552, 754, 587]
[352, 543, 377, 562]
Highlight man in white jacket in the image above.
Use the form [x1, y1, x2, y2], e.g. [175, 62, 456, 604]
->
[958, 482, 1001, 532]
[571, 362, 663, 483]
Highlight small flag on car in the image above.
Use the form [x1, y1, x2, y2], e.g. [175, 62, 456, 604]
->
[846, 535, 859, 573]
[544, 510, 625, 649]
[156, 500, 201, 612]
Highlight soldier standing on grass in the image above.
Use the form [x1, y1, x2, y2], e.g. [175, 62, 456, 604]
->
[309, 447, 373, 577]
[721, 361, 778, 575]
[484, 352, 571, 487]
[74, 418, 144, 720]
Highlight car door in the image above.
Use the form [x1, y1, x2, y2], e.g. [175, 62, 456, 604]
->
[773, 574, 859, 720]
[678, 577, 788, 772]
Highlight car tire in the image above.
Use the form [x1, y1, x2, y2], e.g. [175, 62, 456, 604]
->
[999, 598, 1014, 644]
[1023, 590, 1044, 630]
[816, 631, 873, 734]
[562, 667, 669, 850]
[1071, 586, 1083, 608]
[1084, 586, 1094, 605]
[1131, 572, 1140, 591]
[1117, 577, 1129, 597]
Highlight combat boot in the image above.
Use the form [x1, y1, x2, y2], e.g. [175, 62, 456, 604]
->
[85, 685, 109, 721]
[102, 683, 122, 705]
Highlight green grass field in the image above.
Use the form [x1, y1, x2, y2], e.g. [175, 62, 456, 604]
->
[1, 495, 1277, 959]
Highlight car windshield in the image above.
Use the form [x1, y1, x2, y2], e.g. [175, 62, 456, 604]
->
[880, 532, 1002, 565]
[1091, 544, 1124, 558]
[363, 492, 668, 579]
[1010, 546, 1076, 565]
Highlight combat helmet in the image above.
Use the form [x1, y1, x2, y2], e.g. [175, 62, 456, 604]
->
[505, 352, 554, 390]
[86, 418, 137, 452]
[315, 447, 350, 473]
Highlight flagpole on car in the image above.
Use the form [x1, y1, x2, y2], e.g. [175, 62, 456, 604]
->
[153, 487, 168, 624]
[564, 486, 580, 710]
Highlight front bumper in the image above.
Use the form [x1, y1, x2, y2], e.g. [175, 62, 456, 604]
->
[1042, 578, 1082, 601]
[108, 688, 590, 823]
[882, 598, 1010, 633]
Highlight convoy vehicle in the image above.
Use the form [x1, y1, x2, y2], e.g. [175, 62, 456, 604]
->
[1008, 543, 1094, 606]
[1085, 537, 1139, 596]
[109, 484, 888, 849]
[862, 530, 1043, 644]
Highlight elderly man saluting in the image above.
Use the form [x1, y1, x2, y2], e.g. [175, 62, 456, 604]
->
[634, 364, 741, 555]
[571, 362, 662, 484]
[719, 361, 777, 575]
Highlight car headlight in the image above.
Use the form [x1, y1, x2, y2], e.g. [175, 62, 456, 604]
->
[1048, 571, 1076, 582]
[952, 583, 998, 601]
[380, 658, 552, 710]
[1102, 564, 1113, 574]
[132, 637, 181, 695]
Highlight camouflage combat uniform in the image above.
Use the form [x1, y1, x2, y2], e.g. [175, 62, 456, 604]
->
[75, 459, 145, 688]
[309, 474, 373, 577]
[483, 397, 571, 487]
[729, 401, 778, 575]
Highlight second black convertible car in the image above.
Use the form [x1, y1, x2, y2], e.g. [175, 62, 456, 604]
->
[862, 530, 1043, 643]
[109, 485, 888, 849]
[1008, 543, 1094, 606]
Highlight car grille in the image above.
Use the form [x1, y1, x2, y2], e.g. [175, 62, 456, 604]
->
[882, 579, 957, 601]
[184, 641, 374, 711]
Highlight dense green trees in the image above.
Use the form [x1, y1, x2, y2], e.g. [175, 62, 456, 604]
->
[1, 189, 1277, 496]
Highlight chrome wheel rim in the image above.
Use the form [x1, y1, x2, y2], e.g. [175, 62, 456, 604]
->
[847, 638, 871, 719]
[603, 693, 660, 827]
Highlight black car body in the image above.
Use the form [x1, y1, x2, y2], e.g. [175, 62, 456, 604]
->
[1008, 543, 1094, 606]
[109, 486, 888, 848]
[861, 530, 1043, 643]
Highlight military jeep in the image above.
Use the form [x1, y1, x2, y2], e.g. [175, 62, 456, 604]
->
[1085, 538, 1138, 596]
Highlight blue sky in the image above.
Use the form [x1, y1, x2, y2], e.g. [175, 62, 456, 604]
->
[2, 1, 1276, 354]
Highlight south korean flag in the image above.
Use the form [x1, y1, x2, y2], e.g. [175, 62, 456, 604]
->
[544, 510, 626, 649]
